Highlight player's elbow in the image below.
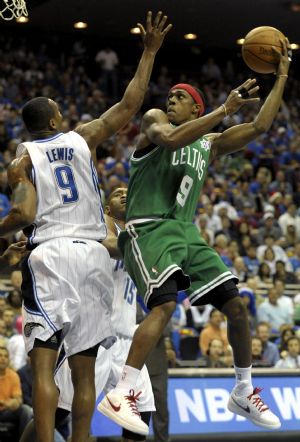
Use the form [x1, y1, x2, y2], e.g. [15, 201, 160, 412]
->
[252, 120, 270, 135]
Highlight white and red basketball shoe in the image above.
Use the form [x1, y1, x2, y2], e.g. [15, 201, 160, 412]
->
[97, 389, 149, 436]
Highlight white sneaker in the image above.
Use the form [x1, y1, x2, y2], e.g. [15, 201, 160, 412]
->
[97, 389, 149, 436]
[228, 384, 281, 430]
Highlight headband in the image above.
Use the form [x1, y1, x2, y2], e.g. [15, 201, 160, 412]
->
[170, 83, 205, 117]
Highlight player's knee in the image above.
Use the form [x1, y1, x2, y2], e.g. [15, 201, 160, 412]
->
[223, 297, 248, 326]
[153, 300, 176, 320]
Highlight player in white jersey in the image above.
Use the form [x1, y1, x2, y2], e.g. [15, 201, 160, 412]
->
[0, 12, 171, 442]
[20, 188, 155, 442]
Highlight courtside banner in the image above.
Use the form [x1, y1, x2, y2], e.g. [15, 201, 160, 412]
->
[91, 375, 300, 436]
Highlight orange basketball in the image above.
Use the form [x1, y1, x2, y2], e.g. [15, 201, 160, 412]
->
[242, 26, 285, 74]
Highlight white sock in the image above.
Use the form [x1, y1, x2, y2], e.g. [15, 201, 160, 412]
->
[234, 365, 253, 395]
[115, 365, 141, 393]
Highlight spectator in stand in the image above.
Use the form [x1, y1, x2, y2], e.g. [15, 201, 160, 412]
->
[251, 337, 271, 367]
[243, 244, 260, 277]
[275, 337, 300, 368]
[278, 203, 300, 238]
[0, 346, 32, 438]
[0, 297, 7, 319]
[199, 309, 228, 356]
[0, 190, 10, 219]
[257, 234, 291, 270]
[278, 327, 296, 358]
[256, 322, 280, 366]
[2, 307, 17, 338]
[195, 214, 214, 246]
[256, 213, 283, 245]
[95, 46, 119, 99]
[7, 290, 22, 316]
[231, 256, 248, 283]
[268, 192, 285, 217]
[261, 247, 277, 275]
[289, 242, 300, 273]
[239, 287, 257, 331]
[203, 202, 222, 233]
[273, 279, 294, 319]
[255, 262, 273, 285]
[0, 319, 7, 346]
[240, 201, 259, 229]
[274, 260, 299, 284]
[269, 170, 293, 195]
[249, 167, 272, 197]
[257, 287, 293, 332]
[10, 270, 22, 291]
[202, 338, 233, 368]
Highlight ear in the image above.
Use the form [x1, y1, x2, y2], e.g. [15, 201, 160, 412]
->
[49, 118, 56, 130]
[192, 103, 201, 116]
[105, 206, 111, 215]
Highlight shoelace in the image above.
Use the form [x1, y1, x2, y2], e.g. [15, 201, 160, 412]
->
[247, 387, 269, 412]
[125, 389, 142, 417]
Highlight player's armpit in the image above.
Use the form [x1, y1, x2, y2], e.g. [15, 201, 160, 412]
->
[0, 157, 36, 237]
[102, 234, 123, 260]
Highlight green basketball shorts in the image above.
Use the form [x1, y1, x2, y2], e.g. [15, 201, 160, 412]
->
[118, 219, 237, 307]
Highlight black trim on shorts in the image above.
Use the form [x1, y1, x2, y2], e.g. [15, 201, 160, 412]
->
[147, 278, 178, 309]
[73, 343, 100, 358]
[122, 411, 151, 441]
[192, 279, 239, 311]
[21, 253, 40, 312]
[33, 329, 62, 351]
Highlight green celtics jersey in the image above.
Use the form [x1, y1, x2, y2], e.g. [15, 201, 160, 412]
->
[126, 136, 212, 222]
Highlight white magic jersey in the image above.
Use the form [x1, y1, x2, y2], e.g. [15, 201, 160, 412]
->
[16, 131, 106, 245]
[111, 223, 137, 338]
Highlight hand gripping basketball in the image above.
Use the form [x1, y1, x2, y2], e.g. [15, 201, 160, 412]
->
[222, 78, 260, 116]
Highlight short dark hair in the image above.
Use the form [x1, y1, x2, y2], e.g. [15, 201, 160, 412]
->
[22, 97, 55, 133]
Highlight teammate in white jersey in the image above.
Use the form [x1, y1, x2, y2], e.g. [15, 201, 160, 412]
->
[0, 12, 171, 442]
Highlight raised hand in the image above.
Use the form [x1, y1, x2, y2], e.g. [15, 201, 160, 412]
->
[274, 37, 291, 77]
[137, 11, 172, 54]
[223, 78, 260, 116]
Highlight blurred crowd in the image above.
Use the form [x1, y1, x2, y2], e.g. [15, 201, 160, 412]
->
[0, 36, 300, 432]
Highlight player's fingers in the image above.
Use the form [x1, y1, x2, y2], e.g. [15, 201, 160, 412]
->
[244, 97, 261, 103]
[146, 11, 152, 30]
[271, 45, 281, 57]
[153, 10, 162, 28]
[137, 23, 146, 36]
[237, 78, 257, 90]
[162, 23, 173, 35]
[248, 85, 260, 95]
[158, 15, 167, 31]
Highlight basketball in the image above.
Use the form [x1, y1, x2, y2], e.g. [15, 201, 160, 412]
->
[242, 26, 285, 74]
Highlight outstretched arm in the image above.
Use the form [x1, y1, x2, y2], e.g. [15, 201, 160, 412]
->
[0, 155, 36, 237]
[76, 11, 172, 150]
[210, 38, 290, 158]
[139, 79, 259, 151]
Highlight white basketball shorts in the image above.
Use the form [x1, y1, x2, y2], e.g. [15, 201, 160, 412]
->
[21, 237, 114, 357]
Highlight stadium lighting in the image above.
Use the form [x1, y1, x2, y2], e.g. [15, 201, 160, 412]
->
[290, 43, 300, 49]
[74, 21, 88, 29]
[236, 38, 245, 45]
[16, 16, 28, 23]
[130, 27, 141, 34]
[184, 33, 197, 40]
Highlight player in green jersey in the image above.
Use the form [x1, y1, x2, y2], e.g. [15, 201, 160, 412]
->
[99, 38, 290, 434]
